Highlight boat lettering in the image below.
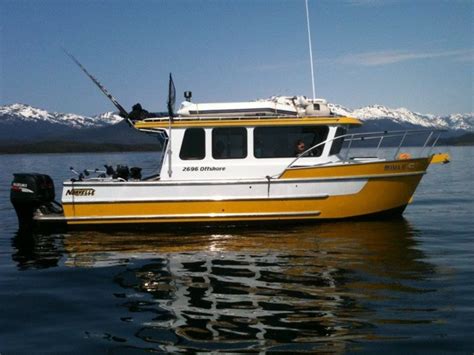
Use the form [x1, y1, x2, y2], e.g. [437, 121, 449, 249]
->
[384, 163, 417, 171]
[384, 164, 404, 171]
[65, 188, 95, 196]
[182, 166, 226, 172]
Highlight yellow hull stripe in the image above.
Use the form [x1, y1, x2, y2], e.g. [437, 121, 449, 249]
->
[62, 194, 329, 205]
[49, 211, 320, 224]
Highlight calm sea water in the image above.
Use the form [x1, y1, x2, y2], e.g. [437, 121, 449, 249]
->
[0, 147, 473, 353]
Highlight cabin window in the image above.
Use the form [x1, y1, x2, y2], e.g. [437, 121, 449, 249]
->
[329, 127, 347, 155]
[254, 126, 329, 158]
[212, 127, 247, 159]
[180, 128, 205, 160]
[313, 104, 320, 111]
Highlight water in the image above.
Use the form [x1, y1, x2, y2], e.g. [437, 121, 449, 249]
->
[0, 148, 473, 353]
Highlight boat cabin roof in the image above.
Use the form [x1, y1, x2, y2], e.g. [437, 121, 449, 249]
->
[134, 115, 362, 129]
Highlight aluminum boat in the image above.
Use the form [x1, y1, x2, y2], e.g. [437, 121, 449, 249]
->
[10, 95, 449, 229]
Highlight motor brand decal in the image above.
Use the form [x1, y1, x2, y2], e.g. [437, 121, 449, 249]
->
[66, 188, 95, 196]
[11, 182, 34, 193]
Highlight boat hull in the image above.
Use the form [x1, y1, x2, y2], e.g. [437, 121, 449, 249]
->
[48, 158, 430, 226]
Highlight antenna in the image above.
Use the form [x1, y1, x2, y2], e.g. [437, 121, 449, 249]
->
[305, 0, 316, 100]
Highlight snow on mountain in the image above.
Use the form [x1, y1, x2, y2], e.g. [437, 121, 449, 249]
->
[327, 104, 353, 117]
[328, 103, 473, 131]
[0, 103, 123, 128]
[93, 111, 125, 125]
[0, 102, 472, 134]
[442, 113, 474, 131]
[0, 103, 162, 145]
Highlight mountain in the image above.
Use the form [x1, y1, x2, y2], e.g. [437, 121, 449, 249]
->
[0, 103, 124, 143]
[0, 103, 472, 151]
[0, 103, 123, 128]
[328, 103, 473, 133]
[0, 103, 158, 146]
[439, 132, 474, 146]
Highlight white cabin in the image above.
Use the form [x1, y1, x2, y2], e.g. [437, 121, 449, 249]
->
[137, 97, 360, 181]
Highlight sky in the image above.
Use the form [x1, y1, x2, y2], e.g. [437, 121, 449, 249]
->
[0, 0, 472, 116]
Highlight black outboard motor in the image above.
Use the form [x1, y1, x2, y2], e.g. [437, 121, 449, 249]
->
[10, 173, 59, 227]
[114, 165, 129, 180]
[130, 167, 142, 180]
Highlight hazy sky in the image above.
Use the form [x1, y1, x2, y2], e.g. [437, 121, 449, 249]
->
[1, 0, 472, 116]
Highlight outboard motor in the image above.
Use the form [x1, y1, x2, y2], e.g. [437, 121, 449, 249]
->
[10, 173, 59, 227]
[130, 167, 142, 180]
[114, 165, 130, 180]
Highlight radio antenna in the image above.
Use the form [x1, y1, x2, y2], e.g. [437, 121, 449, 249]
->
[305, 0, 316, 100]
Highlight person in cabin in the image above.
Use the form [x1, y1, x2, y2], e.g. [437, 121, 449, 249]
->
[128, 103, 150, 121]
[294, 139, 306, 156]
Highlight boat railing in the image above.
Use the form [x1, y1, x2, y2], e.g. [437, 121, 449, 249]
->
[280, 128, 446, 176]
[141, 112, 340, 122]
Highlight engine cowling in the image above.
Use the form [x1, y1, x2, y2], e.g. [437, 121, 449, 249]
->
[10, 173, 56, 227]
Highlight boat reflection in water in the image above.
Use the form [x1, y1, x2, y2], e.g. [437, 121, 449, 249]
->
[12, 219, 435, 352]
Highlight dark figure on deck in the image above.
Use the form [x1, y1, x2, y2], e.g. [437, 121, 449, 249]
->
[294, 139, 306, 156]
[128, 103, 150, 121]
[294, 139, 318, 157]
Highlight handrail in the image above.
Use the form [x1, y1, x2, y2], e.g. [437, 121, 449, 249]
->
[277, 128, 445, 178]
[141, 113, 343, 122]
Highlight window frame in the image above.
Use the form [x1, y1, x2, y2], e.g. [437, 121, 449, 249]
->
[179, 128, 206, 160]
[212, 127, 248, 160]
[253, 125, 329, 159]
[329, 127, 347, 156]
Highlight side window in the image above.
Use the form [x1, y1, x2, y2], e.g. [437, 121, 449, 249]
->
[180, 128, 205, 160]
[329, 127, 347, 155]
[254, 126, 329, 158]
[212, 127, 247, 159]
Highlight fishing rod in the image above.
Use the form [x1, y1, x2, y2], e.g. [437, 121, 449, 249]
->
[62, 48, 132, 124]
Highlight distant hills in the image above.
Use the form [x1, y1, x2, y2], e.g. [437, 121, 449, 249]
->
[0, 103, 472, 153]
[438, 132, 474, 146]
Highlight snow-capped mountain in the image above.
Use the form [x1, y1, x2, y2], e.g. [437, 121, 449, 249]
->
[0, 103, 123, 128]
[0, 102, 170, 147]
[328, 103, 473, 131]
[0, 102, 472, 145]
[2, 102, 472, 132]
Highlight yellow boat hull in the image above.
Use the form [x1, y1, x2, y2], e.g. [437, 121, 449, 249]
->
[61, 158, 430, 225]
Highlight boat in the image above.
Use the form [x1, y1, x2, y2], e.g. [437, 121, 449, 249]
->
[10, 86, 450, 229]
[10, 1, 450, 230]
